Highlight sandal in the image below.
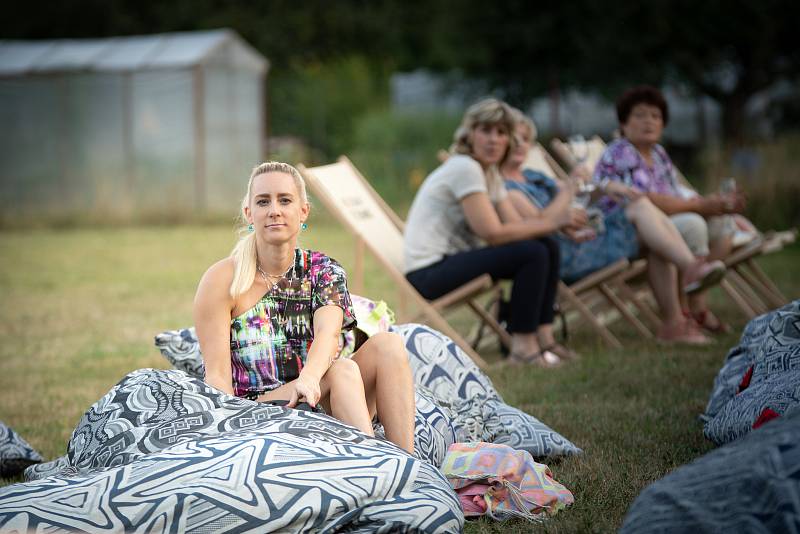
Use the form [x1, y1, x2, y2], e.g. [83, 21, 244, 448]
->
[692, 309, 732, 334]
[657, 319, 712, 345]
[683, 260, 726, 294]
[508, 350, 562, 368]
[541, 343, 580, 361]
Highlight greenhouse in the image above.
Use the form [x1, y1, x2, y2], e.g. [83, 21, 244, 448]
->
[0, 29, 269, 220]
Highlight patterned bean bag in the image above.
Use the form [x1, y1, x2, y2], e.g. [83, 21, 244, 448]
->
[155, 322, 581, 459]
[2, 369, 462, 533]
[0, 422, 43, 478]
[391, 323, 582, 458]
[702, 300, 800, 445]
[620, 408, 800, 533]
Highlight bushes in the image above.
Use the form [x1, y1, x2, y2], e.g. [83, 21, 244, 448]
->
[348, 109, 460, 213]
[699, 134, 800, 231]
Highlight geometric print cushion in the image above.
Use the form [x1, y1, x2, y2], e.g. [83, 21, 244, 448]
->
[703, 371, 800, 445]
[443, 395, 582, 459]
[621, 408, 800, 533]
[703, 299, 800, 445]
[373, 386, 458, 468]
[1, 368, 464, 532]
[702, 303, 795, 421]
[154, 327, 204, 379]
[0, 422, 43, 478]
[390, 323, 501, 402]
[392, 323, 581, 458]
[750, 301, 800, 385]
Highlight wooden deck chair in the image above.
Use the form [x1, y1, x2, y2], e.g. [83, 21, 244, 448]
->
[551, 135, 796, 318]
[520, 143, 657, 345]
[299, 156, 511, 369]
[550, 135, 607, 173]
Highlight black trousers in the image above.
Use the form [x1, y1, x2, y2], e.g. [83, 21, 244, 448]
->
[406, 238, 560, 333]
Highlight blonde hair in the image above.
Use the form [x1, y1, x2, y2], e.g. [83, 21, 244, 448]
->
[510, 107, 537, 144]
[501, 108, 538, 167]
[450, 98, 517, 158]
[229, 161, 308, 298]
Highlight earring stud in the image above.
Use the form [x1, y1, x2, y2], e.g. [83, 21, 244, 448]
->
[301, 222, 308, 230]
[247, 223, 254, 232]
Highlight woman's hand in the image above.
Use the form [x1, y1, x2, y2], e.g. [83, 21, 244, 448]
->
[603, 181, 643, 202]
[556, 206, 589, 229]
[563, 226, 597, 242]
[701, 193, 744, 216]
[288, 371, 322, 408]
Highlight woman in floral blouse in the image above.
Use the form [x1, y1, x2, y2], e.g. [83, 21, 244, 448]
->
[594, 85, 743, 333]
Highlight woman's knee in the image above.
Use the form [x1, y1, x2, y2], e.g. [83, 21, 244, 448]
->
[514, 239, 550, 263]
[671, 212, 709, 256]
[361, 332, 409, 366]
[326, 358, 364, 387]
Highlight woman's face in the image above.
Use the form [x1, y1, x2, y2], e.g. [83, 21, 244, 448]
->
[470, 122, 510, 167]
[506, 123, 533, 169]
[621, 103, 664, 148]
[245, 171, 309, 245]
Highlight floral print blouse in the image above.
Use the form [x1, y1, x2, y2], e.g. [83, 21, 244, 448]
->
[592, 138, 680, 213]
[229, 248, 356, 399]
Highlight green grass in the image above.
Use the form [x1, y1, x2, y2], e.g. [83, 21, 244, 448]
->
[1, 220, 798, 533]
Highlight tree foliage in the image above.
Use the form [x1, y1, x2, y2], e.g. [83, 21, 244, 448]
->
[2, 0, 798, 143]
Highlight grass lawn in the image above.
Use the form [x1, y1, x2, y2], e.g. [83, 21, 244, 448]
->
[0, 220, 797, 533]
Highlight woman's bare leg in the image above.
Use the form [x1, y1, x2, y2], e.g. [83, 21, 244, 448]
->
[625, 198, 695, 270]
[351, 332, 415, 453]
[261, 359, 375, 436]
[646, 251, 683, 326]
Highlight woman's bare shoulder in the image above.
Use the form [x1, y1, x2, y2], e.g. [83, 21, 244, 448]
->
[199, 257, 235, 290]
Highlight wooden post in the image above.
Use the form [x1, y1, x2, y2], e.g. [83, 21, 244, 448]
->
[192, 66, 206, 212]
[353, 237, 365, 295]
[122, 72, 135, 209]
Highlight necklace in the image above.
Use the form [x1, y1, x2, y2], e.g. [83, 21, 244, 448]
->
[256, 253, 295, 290]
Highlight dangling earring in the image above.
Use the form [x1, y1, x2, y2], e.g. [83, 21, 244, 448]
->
[247, 223, 254, 233]
[301, 222, 308, 231]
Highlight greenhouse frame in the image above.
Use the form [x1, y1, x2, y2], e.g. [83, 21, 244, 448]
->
[0, 29, 269, 220]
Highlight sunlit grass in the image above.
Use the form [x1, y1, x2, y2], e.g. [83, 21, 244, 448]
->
[0, 220, 797, 532]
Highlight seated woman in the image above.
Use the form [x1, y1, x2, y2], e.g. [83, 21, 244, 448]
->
[594, 85, 745, 333]
[502, 109, 723, 345]
[404, 98, 580, 366]
[194, 161, 415, 453]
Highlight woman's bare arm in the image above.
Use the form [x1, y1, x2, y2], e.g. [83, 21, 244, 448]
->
[287, 305, 344, 407]
[193, 259, 236, 395]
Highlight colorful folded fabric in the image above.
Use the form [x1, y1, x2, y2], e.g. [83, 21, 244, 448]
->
[441, 441, 574, 521]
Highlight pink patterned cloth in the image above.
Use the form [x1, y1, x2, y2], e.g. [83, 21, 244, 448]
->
[442, 442, 574, 521]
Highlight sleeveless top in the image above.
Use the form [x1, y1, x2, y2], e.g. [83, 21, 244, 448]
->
[505, 169, 639, 283]
[229, 248, 356, 398]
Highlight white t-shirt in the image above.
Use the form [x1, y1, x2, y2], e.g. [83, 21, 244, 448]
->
[404, 154, 508, 273]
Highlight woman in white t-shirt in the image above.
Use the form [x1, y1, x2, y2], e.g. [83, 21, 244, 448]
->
[404, 98, 584, 366]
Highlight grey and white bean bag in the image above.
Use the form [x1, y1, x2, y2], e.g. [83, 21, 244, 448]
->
[621, 408, 800, 533]
[1, 369, 462, 533]
[154, 322, 581, 459]
[0, 422, 43, 478]
[702, 299, 800, 445]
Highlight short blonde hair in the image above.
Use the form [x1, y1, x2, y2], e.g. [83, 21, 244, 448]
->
[450, 98, 517, 158]
[510, 107, 538, 144]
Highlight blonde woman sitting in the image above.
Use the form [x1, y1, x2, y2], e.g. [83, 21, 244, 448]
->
[193, 162, 415, 453]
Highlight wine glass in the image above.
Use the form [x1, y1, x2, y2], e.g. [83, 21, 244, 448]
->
[568, 134, 589, 167]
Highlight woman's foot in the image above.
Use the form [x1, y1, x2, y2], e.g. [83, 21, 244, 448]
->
[657, 319, 711, 345]
[691, 308, 732, 334]
[541, 343, 580, 361]
[683, 259, 726, 294]
[508, 350, 562, 368]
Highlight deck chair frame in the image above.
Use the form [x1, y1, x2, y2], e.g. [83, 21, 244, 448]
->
[521, 143, 656, 345]
[299, 156, 513, 369]
[551, 135, 795, 318]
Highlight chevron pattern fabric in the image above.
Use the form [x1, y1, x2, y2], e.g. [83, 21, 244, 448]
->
[2, 369, 463, 532]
